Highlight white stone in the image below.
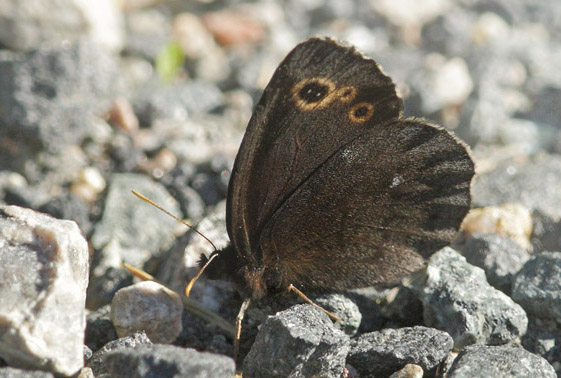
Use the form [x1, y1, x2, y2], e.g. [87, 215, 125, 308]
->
[0, 205, 89, 376]
[432, 57, 474, 108]
[0, 0, 124, 52]
[79, 167, 106, 193]
[111, 281, 183, 344]
[462, 203, 533, 250]
[371, 0, 449, 27]
[422, 55, 474, 113]
[472, 12, 510, 45]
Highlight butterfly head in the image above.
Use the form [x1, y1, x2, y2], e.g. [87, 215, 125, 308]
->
[197, 245, 279, 300]
[197, 246, 238, 280]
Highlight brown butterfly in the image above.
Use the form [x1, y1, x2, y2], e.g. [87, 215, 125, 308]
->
[185, 37, 474, 357]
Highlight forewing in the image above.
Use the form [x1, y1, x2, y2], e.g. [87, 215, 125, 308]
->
[227, 38, 402, 262]
[259, 119, 474, 290]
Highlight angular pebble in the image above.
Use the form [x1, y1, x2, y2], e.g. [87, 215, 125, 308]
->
[347, 326, 453, 377]
[420, 247, 528, 348]
[389, 363, 424, 378]
[447, 344, 556, 377]
[111, 281, 183, 343]
[87, 331, 152, 376]
[0, 206, 89, 376]
[531, 210, 561, 253]
[243, 304, 350, 378]
[102, 344, 235, 378]
[313, 293, 362, 336]
[512, 252, 561, 321]
[522, 318, 561, 375]
[461, 233, 530, 293]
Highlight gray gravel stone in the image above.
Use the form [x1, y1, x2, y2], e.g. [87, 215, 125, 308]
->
[531, 210, 561, 253]
[512, 252, 561, 322]
[472, 154, 561, 218]
[420, 247, 528, 349]
[0, 205, 89, 376]
[347, 326, 453, 378]
[102, 344, 235, 378]
[447, 344, 556, 378]
[0, 367, 55, 378]
[133, 81, 224, 126]
[521, 318, 561, 376]
[461, 233, 530, 293]
[243, 304, 350, 378]
[0, 41, 119, 152]
[88, 173, 180, 309]
[313, 293, 362, 336]
[87, 331, 152, 377]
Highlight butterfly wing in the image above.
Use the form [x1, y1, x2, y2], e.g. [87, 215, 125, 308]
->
[227, 37, 403, 265]
[259, 118, 474, 290]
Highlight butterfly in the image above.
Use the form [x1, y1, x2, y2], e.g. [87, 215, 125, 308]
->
[195, 36, 473, 298]
[183, 37, 474, 358]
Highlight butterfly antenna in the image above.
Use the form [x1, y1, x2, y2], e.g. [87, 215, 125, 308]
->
[184, 252, 219, 297]
[131, 190, 218, 251]
[132, 190, 221, 297]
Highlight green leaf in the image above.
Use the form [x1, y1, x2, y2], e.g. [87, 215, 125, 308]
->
[155, 41, 185, 82]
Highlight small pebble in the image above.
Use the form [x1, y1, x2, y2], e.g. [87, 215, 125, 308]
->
[512, 252, 561, 322]
[109, 97, 139, 134]
[462, 203, 533, 250]
[110, 281, 183, 344]
[420, 247, 528, 349]
[202, 8, 265, 46]
[447, 344, 556, 377]
[389, 363, 424, 378]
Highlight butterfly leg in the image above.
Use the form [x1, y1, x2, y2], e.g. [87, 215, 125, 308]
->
[287, 284, 339, 322]
[234, 297, 251, 362]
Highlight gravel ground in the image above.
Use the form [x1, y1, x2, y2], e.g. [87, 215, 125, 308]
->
[0, 0, 560, 377]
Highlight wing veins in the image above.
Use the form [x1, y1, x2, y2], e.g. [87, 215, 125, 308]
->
[246, 46, 353, 242]
[286, 220, 440, 257]
[259, 128, 376, 255]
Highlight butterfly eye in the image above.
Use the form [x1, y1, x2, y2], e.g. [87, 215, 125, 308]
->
[292, 77, 336, 110]
[335, 86, 357, 103]
[349, 102, 375, 123]
[300, 82, 328, 101]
